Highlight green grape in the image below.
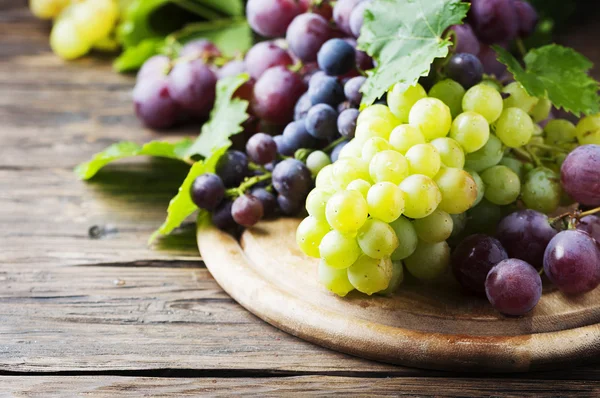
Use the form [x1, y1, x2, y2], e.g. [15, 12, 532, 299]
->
[412, 209, 453, 243]
[361, 137, 392, 163]
[434, 167, 478, 214]
[306, 188, 332, 220]
[318, 260, 355, 297]
[347, 255, 393, 295]
[464, 134, 503, 172]
[387, 83, 427, 123]
[355, 117, 396, 141]
[544, 119, 577, 146]
[450, 213, 467, 238]
[306, 151, 331, 175]
[390, 217, 419, 260]
[465, 199, 503, 235]
[338, 139, 364, 159]
[462, 83, 503, 123]
[319, 230, 361, 269]
[357, 104, 399, 126]
[495, 108, 534, 148]
[357, 219, 399, 259]
[325, 190, 369, 233]
[377, 261, 404, 296]
[408, 98, 452, 141]
[499, 157, 524, 180]
[430, 137, 465, 169]
[530, 98, 552, 123]
[389, 124, 426, 154]
[502, 82, 539, 113]
[428, 79, 465, 118]
[521, 167, 562, 214]
[465, 168, 485, 207]
[72, 0, 119, 44]
[449, 111, 490, 153]
[369, 150, 409, 184]
[398, 174, 442, 219]
[367, 182, 405, 223]
[30, 0, 70, 19]
[296, 216, 331, 258]
[405, 143, 441, 178]
[480, 79, 502, 91]
[576, 113, 600, 145]
[50, 18, 91, 60]
[480, 165, 521, 205]
[404, 240, 450, 281]
[332, 157, 370, 189]
[315, 164, 336, 192]
[346, 179, 371, 199]
[533, 123, 544, 136]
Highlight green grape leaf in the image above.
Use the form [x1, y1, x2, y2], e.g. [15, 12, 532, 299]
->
[185, 73, 250, 158]
[113, 38, 164, 72]
[494, 45, 600, 116]
[169, 18, 253, 57]
[358, 0, 469, 107]
[75, 139, 193, 180]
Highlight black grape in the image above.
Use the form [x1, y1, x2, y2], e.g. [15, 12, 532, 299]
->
[215, 150, 249, 187]
[282, 120, 317, 153]
[344, 76, 366, 106]
[250, 187, 278, 218]
[305, 104, 338, 140]
[212, 200, 236, 230]
[272, 158, 313, 198]
[274, 135, 293, 156]
[514, 0, 539, 38]
[317, 38, 356, 76]
[308, 73, 344, 106]
[294, 93, 312, 120]
[468, 0, 519, 44]
[277, 194, 304, 216]
[445, 53, 484, 89]
[337, 108, 359, 139]
[246, 133, 278, 165]
[485, 259, 542, 316]
[190, 173, 225, 211]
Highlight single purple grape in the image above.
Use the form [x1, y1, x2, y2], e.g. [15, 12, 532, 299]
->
[349, 0, 368, 38]
[294, 93, 312, 120]
[561, 145, 600, 206]
[468, 0, 519, 44]
[286, 13, 332, 63]
[445, 53, 484, 89]
[252, 66, 306, 125]
[137, 55, 170, 82]
[333, 0, 361, 35]
[246, 133, 278, 165]
[250, 187, 278, 218]
[133, 77, 179, 130]
[449, 24, 480, 55]
[244, 41, 294, 80]
[485, 259, 542, 316]
[305, 104, 338, 140]
[282, 120, 317, 153]
[337, 108, 359, 139]
[232, 194, 264, 227]
[330, 140, 348, 162]
[168, 59, 217, 118]
[577, 215, 600, 244]
[514, 0, 539, 38]
[317, 38, 356, 76]
[272, 158, 313, 198]
[179, 39, 221, 59]
[190, 173, 225, 211]
[215, 150, 249, 187]
[212, 200, 236, 230]
[344, 76, 366, 106]
[277, 194, 304, 216]
[246, 0, 303, 37]
[308, 74, 344, 106]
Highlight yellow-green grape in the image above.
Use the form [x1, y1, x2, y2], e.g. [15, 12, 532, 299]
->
[390, 217, 419, 260]
[355, 117, 396, 141]
[306, 188, 332, 220]
[521, 167, 562, 214]
[347, 255, 393, 295]
[462, 83, 503, 123]
[466, 199, 503, 235]
[325, 190, 368, 233]
[387, 83, 427, 122]
[369, 150, 409, 184]
[464, 134, 503, 172]
[93, 35, 120, 52]
[480, 165, 521, 205]
[367, 182, 405, 223]
[480, 79, 502, 91]
[465, 168, 485, 207]
[430, 137, 465, 169]
[337, 139, 364, 159]
[533, 123, 544, 137]
[408, 98, 452, 141]
[296, 216, 330, 258]
[530, 98, 552, 123]
[389, 124, 426, 154]
[30, 0, 70, 19]
[361, 137, 392, 163]
[346, 179, 371, 199]
[357, 104, 398, 126]
[544, 119, 577, 146]
[377, 261, 404, 296]
[319, 230, 361, 269]
[502, 82, 539, 113]
[434, 167, 478, 214]
[495, 107, 534, 148]
[357, 219, 399, 259]
[50, 18, 92, 60]
[405, 143, 441, 178]
[315, 164, 336, 191]
[318, 260, 355, 297]
[449, 111, 490, 153]
[412, 209, 453, 243]
[398, 174, 442, 219]
[404, 240, 450, 281]
[71, 0, 119, 44]
[332, 157, 370, 189]
[576, 113, 600, 145]
[306, 151, 331, 175]
[499, 157, 524, 180]
[428, 79, 465, 118]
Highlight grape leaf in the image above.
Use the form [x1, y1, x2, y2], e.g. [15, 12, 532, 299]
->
[358, 0, 469, 107]
[113, 38, 164, 72]
[75, 139, 193, 180]
[494, 44, 600, 116]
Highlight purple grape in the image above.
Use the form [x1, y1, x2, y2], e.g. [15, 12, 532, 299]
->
[277, 194, 304, 216]
[244, 41, 294, 80]
[246, 133, 278, 165]
[330, 140, 348, 162]
[485, 259, 542, 316]
[168, 59, 217, 118]
[215, 150, 249, 187]
[252, 66, 306, 125]
[212, 200, 236, 230]
[250, 187, 278, 218]
[514, 0, 538, 38]
[337, 101, 354, 113]
[217, 60, 247, 79]
[349, 1, 368, 38]
[272, 158, 313, 198]
[133, 77, 179, 129]
[496, 210, 558, 269]
[478, 44, 508, 78]
[232, 194, 264, 227]
[337, 108, 359, 139]
[190, 173, 225, 211]
[445, 53, 484, 89]
[179, 39, 221, 59]
[333, 0, 361, 35]
[449, 23, 481, 55]
[344, 76, 366, 106]
[273, 134, 293, 156]
[286, 13, 332, 63]
[137, 55, 170, 82]
[300, 62, 321, 85]
[246, 0, 303, 37]
[317, 38, 356, 76]
[282, 120, 317, 153]
[294, 93, 312, 120]
[305, 104, 338, 139]
[468, 0, 519, 44]
[451, 234, 509, 295]
[308, 74, 344, 106]
[577, 215, 600, 243]
[544, 230, 600, 295]
[561, 145, 600, 206]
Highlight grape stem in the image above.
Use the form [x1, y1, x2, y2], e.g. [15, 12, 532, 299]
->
[579, 206, 600, 218]
[524, 146, 542, 167]
[548, 205, 600, 229]
[323, 136, 348, 153]
[515, 38, 528, 58]
[225, 172, 272, 198]
[511, 147, 533, 163]
[528, 143, 569, 154]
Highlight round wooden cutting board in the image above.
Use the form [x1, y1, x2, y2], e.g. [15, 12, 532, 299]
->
[197, 217, 600, 372]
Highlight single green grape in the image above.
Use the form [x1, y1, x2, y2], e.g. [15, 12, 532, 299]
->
[315, 164, 336, 192]
[346, 179, 371, 199]
[498, 157, 524, 180]
[464, 168, 485, 207]
[50, 18, 92, 60]
[576, 113, 600, 145]
[428, 79, 465, 118]
[412, 209, 453, 243]
[450, 212, 467, 238]
[405, 143, 441, 178]
[389, 124, 426, 154]
[332, 157, 370, 189]
[296, 216, 331, 258]
[325, 190, 369, 233]
[357, 104, 399, 126]
[305, 188, 332, 220]
[449, 111, 490, 153]
[70, 0, 118, 44]
[355, 117, 396, 141]
[389, 216, 419, 261]
[318, 260, 355, 297]
[398, 174, 442, 219]
[404, 240, 450, 281]
[462, 83, 503, 123]
[347, 255, 393, 295]
[430, 137, 466, 169]
[387, 83, 427, 123]
[367, 182, 405, 223]
[465, 199, 503, 235]
[434, 167, 478, 214]
[533, 123, 544, 136]
[357, 219, 399, 259]
[361, 137, 392, 163]
[377, 261, 404, 296]
[338, 139, 364, 159]
[319, 230, 362, 269]
[502, 82, 539, 113]
[408, 97, 452, 141]
[544, 119, 577, 146]
[480, 79, 502, 91]
[306, 150, 331, 175]
[464, 134, 503, 172]
[480, 165, 521, 205]
[369, 150, 409, 184]
[530, 98, 552, 123]
[495, 107, 534, 148]
[521, 167, 562, 214]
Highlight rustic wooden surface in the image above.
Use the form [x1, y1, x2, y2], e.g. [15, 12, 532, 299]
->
[1, 1, 600, 395]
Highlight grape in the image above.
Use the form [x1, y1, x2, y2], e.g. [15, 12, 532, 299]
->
[70, 0, 118, 44]
[481, 166, 521, 206]
[466, 199, 503, 235]
[179, 39, 221, 59]
[337, 109, 359, 139]
[486, 259, 542, 316]
[464, 134, 503, 172]
[306, 188, 332, 219]
[408, 98, 452, 141]
[502, 82, 539, 113]
[522, 167, 562, 214]
[250, 187, 277, 218]
[390, 217, 419, 260]
[560, 145, 600, 206]
[399, 175, 442, 219]
[367, 182, 405, 223]
[169, 59, 217, 118]
[357, 104, 397, 125]
[294, 93, 312, 121]
[387, 83, 427, 123]
[451, 234, 508, 294]
[462, 83, 503, 123]
[347, 255, 393, 295]
[246, 133, 277, 165]
[575, 114, 600, 145]
[273, 135, 292, 156]
[277, 194, 304, 215]
[252, 66, 305, 125]
[464, 168, 485, 207]
[496, 209, 558, 269]
[355, 117, 395, 142]
[413, 209, 453, 243]
[404, 241, 451, 281]
[345, 179, 369, 197]
[389, 125, 426, 154]
[50, 17, 91, 60]
[332, 157, 370, 190]
[190, 173, 225, 211]
[244, 41, 294, 80]
[430, 137, 466, 169]
[361, 137, 391, 163]
[357, 219, 399, 259]
[428, 79, 465, 118]
[578, 215, 600, 243]
[272, 158, 313, 198]
[333, 0, 362, 35]
[317, 38, 356, 76]
[435, 167, 478, 214]
[286, 13, 332, 63]
[296, 216, 330, 257]
[212, 201, 236, 230]
[369, 150, 409, 185]
[450, 112, 490, 153]
[282, 120, 316, 156]
[514, 0, 539, 38]
[499, 157, 524, 180]
[544, 119, 577, 146]
[530, 98, 551, 123]
[319, 230, 361, 269]
[326, 190, 368, 233]
[318, 260, 355, 296]
[450, 213, 468, 239]
[344, 76, 366, 106]
[347, 0, 367, 37]
[137, 55, 170, 82]
[30, 0, 70, 19]
[478, 44, 507, 77]
[445, 53, 484, 89]
[305, 104, 338, 139]
[216, 151, 249, 187]
[544, 230, 600, 294]
[306, 151, 332, 175]
[315, 164, 335, 191]
[377, 261, 404, 296]
[449, 23, 480, 55]
[232, 194, 264, 227]
[405, 144, 441, 178]
[468, 0, 518, 44]
[308, 74, 345, 106]
[133, 77, 179, 130]
[246, 0, 302, 37]
[330, 140, 348, 162]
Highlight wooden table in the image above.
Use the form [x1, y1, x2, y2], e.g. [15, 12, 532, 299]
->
[2, 2, 600, 396]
